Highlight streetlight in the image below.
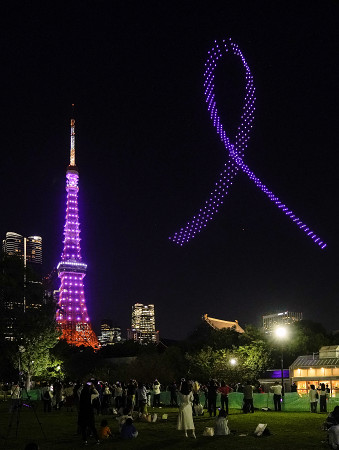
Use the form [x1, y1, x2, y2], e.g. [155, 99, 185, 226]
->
[275, 326, 288, 398]
[230, 358, 237, 366]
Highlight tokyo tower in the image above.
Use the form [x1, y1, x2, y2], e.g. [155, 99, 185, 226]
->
[56, 114, 99, 349]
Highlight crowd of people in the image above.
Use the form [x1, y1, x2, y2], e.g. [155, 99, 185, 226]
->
[2, 378, 339, 447]
[308, 383, 332, 413]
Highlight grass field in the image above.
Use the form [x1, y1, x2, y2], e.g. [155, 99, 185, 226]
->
[0, 402, 331, 449]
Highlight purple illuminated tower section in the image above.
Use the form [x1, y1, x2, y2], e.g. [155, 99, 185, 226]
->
[169, 39, 326, 249]
[56, 116, 99, 349]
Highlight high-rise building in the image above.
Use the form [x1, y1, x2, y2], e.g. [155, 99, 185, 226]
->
[98, 319, 122, 346]
[25, 236, 42, 265]
[56, 115, 99, 349]
[2, 233, 42, 267]
[2, 232, 24, 256]
[1, 232, 43, 339]
[263, 311, 303, 333]
[2, 232, 43, 306]
[127, 303, 159, 344]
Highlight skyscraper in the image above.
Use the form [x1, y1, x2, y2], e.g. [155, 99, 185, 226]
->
[2, 232, 42, 267]
[1, 232, 43, 338]
[2, 232, 24, 256]
[127, 303, 159, 344]
[56, 115, 99, 349]
[262, 311, 303, 333]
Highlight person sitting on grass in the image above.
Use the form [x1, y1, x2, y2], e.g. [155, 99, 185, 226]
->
[328, 423, 339, 450]
[121, 417, 138, 439]
[117, 407, 133, 432]
[215, 408, 230, 435]
[98, 419, 112, 440]
[324, 406, 339, 430]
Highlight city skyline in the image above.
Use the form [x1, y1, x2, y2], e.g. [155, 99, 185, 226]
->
[1, 2, 338, 340]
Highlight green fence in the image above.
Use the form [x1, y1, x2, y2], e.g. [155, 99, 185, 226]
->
[159, 391, 339, 412]
[22, 389, 339, 412]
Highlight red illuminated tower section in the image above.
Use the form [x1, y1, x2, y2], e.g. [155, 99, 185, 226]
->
[56, 116, 99, 349]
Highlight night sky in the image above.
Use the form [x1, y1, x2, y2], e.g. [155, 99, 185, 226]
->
[1, 1, 339, 340]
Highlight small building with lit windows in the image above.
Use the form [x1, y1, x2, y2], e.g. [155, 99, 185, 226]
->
[289, 345, 339, 396]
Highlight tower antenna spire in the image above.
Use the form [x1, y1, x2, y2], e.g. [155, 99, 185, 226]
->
[70, 104, 75, 166]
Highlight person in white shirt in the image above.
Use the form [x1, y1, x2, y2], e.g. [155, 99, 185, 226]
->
[270, 381, 282, 411]
[152, 380, 161, 407]
[308, 384, 317, 413]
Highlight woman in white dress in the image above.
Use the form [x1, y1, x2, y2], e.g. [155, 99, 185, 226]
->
[177, 380, 196, 438]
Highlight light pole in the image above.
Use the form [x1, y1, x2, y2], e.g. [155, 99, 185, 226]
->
[275, 326, 288, 397]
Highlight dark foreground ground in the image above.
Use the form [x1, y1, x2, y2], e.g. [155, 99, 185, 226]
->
[0, 401, 331, 449]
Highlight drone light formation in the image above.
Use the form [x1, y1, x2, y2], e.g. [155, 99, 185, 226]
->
[169, 39, 326, 249]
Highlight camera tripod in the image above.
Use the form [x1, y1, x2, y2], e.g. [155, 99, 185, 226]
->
[4, 382, 46, 445]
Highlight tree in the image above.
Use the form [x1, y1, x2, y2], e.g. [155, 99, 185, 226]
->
[12, 302, 61, 389]
[239, 325, 266, 345]
[186, 341, 272, 384]
[183, 321, 242, 352]
[236, 341, 272, 381]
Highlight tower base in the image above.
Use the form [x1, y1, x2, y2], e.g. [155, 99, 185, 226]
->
[59, 323, 100, 350]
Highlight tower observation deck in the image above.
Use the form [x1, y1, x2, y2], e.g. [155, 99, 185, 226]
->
[56, 115, 99, 349]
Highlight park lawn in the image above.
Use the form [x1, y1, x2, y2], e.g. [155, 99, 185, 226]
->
[0, 403, 330, 450]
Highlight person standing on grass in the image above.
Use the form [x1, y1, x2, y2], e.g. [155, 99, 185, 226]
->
[207, 379, 218, 417]
[308, 384, 318, 413]
[114, 382, 123, 409]
[41, 383, 52, 413]
[270, 381, 283, 411]
[168, 381, 179, 407]
[318, 383, 328, 413]
[53, 380, 63, 410]
[78, 382, 100, 445]
[101, 383, 112, 415]
[192, 380, 200, 415]
[126, 379, 137, 411]
[137, 381, 148, 415]
[242, 381, 254, 413]
[218, 381, 232, 415]
[177, 380, 196, 438]
[10, 382, 21, 412]
[152, 379, 161, 407]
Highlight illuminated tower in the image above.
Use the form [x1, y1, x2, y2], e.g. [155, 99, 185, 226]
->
[56, 116, 99, 349]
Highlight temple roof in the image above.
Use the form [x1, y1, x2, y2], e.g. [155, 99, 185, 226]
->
[203, 314, 244, 333]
